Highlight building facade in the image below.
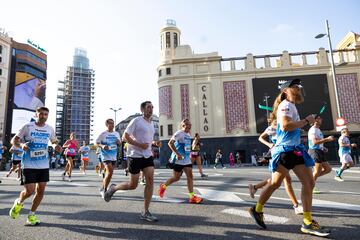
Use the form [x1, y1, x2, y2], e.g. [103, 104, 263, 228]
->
[5, 39, 47, 143]
[157, 20, 360, 164]
[56, 48, 95, 144]
[0, 31, 11, 139]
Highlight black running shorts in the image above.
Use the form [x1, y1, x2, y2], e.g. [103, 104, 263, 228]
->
[128, 156, 154, 174]
[173, 164, 193, 173]
[22, 168, 49, 185]
[278, 151, 305, 170]
[308, 149, 325, 163]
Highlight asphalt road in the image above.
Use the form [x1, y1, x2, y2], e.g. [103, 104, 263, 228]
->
[1, 165, 359, 240]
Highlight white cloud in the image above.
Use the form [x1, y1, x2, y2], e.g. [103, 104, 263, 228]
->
[272, 23, 295, 33]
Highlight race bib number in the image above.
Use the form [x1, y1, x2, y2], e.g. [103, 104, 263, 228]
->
[30, 150, 46, 158]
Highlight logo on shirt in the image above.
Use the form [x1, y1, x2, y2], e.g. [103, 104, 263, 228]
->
[281, 107, 290, 112]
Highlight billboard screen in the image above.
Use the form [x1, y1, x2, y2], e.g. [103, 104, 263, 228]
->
[11, 72, 46, 133]
[252, 74, 334, 133]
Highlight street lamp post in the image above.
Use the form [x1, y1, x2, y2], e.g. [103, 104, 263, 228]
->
[315, 19, 341, 118]
[110, 107, 122, 127]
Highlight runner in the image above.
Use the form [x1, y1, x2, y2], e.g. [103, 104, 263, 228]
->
[335, 127, 357, 181]
[95, 146, 105, 177]
[0, 134, 7, 183]
[190, 133, 208, 178]
[62, 132, 79, 182]
[249, 119, 303, 215]
[9, 106, 62, 225]
[103, 101, 160, 222]
[96, 118, 121, 198]
[248, 79, 330, 237]
[158, 118, 203, 204]
[79, 141, 90, 175]
[214, 149, 225, 169]
[6, 143, 24, 180]
[308, 115, 335, 192]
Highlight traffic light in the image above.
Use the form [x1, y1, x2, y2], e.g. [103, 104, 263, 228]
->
[336, 117, 346, 132]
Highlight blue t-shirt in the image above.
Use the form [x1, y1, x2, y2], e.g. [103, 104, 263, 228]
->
[11, 146, 24, 161]
[16, 122, 57, 169]
[96, 131, 120, 161]
[80, 145, 90, 158]
[170, 130, 192, 165]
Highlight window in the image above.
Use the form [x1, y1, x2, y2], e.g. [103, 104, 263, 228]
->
[0, 56, 2, 63]
[160, 125, 163, 137]
[0, 45, 2, 54]
[166, 32, 171, 48]
[166, 67, 171, 75]
[168, 124, 173, 136]
[174, 33, 178, 48]
[0, 68, 2, 76]
[158, 69, 162, 77]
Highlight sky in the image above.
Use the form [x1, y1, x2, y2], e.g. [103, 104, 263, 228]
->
[1, 0, 360, 139]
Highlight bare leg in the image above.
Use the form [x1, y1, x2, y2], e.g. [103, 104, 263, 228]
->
[142, 166, 154, 212]
[283, 174, 299, 207]
[164, 170, 182, 186]
[183, 167, 194, 193]
[19, 183, 36, 204]
[30, 182, 47, 212]
[103, 163, 114, 190]
[292, 165, 315, 213]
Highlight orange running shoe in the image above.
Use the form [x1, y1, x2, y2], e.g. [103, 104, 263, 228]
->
[158, 183, 167, 198]
[189, 195, 203, 204]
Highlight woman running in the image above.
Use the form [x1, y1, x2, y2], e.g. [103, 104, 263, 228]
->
[62, 132, 79, 182]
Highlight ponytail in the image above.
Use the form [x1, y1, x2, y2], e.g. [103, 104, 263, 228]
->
[269, 92, 286, 123]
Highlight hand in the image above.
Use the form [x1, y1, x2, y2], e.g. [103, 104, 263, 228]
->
[103, 145, 110, 150]
[138, 143, 149, 150]
[176, 153, 183, 160]
[54, 145, 62, 153]
[326, 136, 335, 142]
[305, 115, 315, 125]
[21, 143, 29, 151]
[35, 80, 46, 98]
[351, 143, 357, 148]
[269, 143, 275, 149]
[153, 141, 161, 147]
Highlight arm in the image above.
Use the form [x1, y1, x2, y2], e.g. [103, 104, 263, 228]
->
[122, 132, 148, 150]
[11, 135, 29, 151]
[280, 115, 315, 132]
[311, 135, 335, 145]
[168, 139, 182, 160]
[258, 131, 274, 149]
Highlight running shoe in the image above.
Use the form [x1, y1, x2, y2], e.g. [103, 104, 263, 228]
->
[9, 199, 23, 219]
[99, 188, 105, 198]
[222, 167, 226, 169]
[189, 195, 203, 204]
[293, 205, 303, 215]
[27, 214, 40, 226]
[248, 205, 266, 229]
[125, 169, 129, 176]
[300, 220, 330, 237]
[68, 177, 72, 182]
[200, 173, 208, 178]
[104, 184, 116, 202]
[312, 187, 320, 194]
[140, 179, 146, 185]
[158, 183, 167, 198]
[334, 176, 344, 182]
[213, 166, 217, 169]
[248, 184, 257, 199]
[140, 210, 158, 222]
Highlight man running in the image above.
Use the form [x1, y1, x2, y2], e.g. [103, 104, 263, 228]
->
[308, 115, 335, 192]
[79, 141, 90, 175]
[95, 146, 105, 177]
[158, 118, 203, 204]
[335, 127, 356, 181]
[248, 79, 330, 237]
[96, 118, 121, 198]
[9, 106, 62, 225]
[103, 101, 160, 222]
[6, 142, 24, 180]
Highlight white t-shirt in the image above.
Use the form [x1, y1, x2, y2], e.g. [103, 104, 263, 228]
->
[308, 126, 324, 150]
[124, 116, 155, 158]
[16, 122, 57, 169]
[275, 100, 301, 146]
[96, 131, 121, 161]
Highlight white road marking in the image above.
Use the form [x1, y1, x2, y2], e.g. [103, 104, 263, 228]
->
[221, 208, 289, 224]
[49, 180, 90, 187]
[196, 188, 245, 203]
[152, 195, 185, 203]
